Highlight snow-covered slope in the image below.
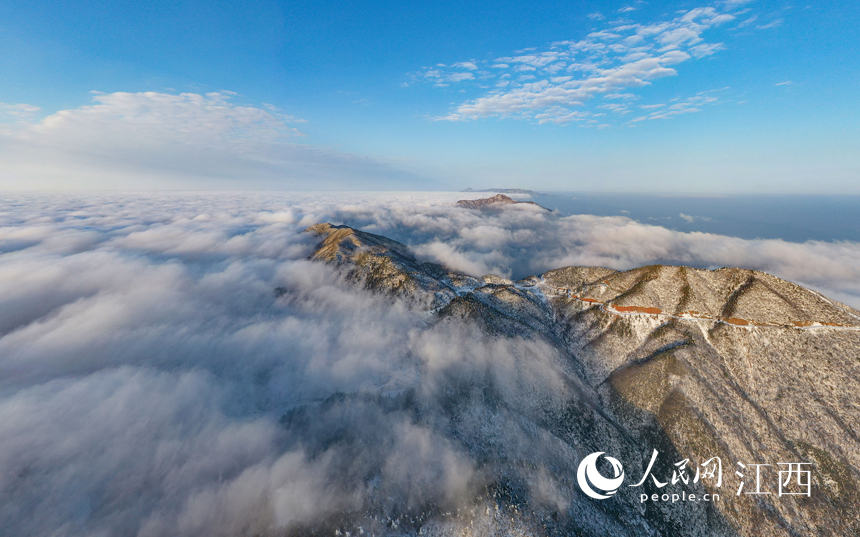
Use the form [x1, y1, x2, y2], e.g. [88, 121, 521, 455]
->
[302, 222, 860, 536]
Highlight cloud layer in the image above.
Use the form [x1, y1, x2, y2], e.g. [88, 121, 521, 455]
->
[2, 192, 859, 536]
[0, 92, 427, 190]
[302, 193, 860, 309]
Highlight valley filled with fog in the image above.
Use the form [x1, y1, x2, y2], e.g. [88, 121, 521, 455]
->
[2, 192, 859, 535]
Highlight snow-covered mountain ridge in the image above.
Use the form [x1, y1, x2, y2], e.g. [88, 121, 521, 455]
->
[303, 222, 860, 536]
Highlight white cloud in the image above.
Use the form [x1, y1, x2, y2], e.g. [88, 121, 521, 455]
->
[419, 66, 480, 85]
[0, 102, 41, 120]
[447, 72, 475, 82]
[689, 42, 725, 57]
[535, 107, 589, 125]
[679, 212, 712, 222]
[756, 18, 783, 29]
[453, 61, 478, 70]
[604, 92, 639, 100]
[420, 4, 747, 125]
[598, 103, 631, 114]
[624, 90, 721, 124]
[737, 15, 758, 27]
[0, 92, 428, 190]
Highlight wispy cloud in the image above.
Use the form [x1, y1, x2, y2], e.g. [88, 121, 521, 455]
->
[422, 69, 477, 86]
[756, 18, 783, 29]
[626, 89, 723, 124]
[679, 212, 713, 222]
[737, 14, 758, 27]
[0, 92, 429, 190]
[0, 102, 41, 119]
[412, 4, 755, 126]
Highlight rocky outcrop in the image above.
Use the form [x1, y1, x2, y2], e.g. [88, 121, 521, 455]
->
[305, 223, 476, 308]
[302, 223, 860, 536]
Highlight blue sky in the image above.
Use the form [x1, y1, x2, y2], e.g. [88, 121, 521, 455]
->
[0, 0, 858, 192]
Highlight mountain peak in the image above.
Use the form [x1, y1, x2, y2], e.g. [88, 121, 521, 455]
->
[456, 194, 548, 210]
[543, 263, 860, 329]
[300, 223, 860, 535]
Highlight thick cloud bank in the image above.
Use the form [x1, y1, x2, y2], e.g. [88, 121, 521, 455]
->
[1, 192, 858, 536]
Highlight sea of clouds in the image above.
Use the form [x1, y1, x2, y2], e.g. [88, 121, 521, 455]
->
[2, 191, 859, 536]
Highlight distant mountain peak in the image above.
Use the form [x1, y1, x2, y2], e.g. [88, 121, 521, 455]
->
[456, 193, 549, 211]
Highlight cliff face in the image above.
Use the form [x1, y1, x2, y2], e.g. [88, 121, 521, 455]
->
[303, 223, 860, 536]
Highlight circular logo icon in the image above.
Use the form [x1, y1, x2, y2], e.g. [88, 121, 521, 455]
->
[577, 452, 625, 499]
